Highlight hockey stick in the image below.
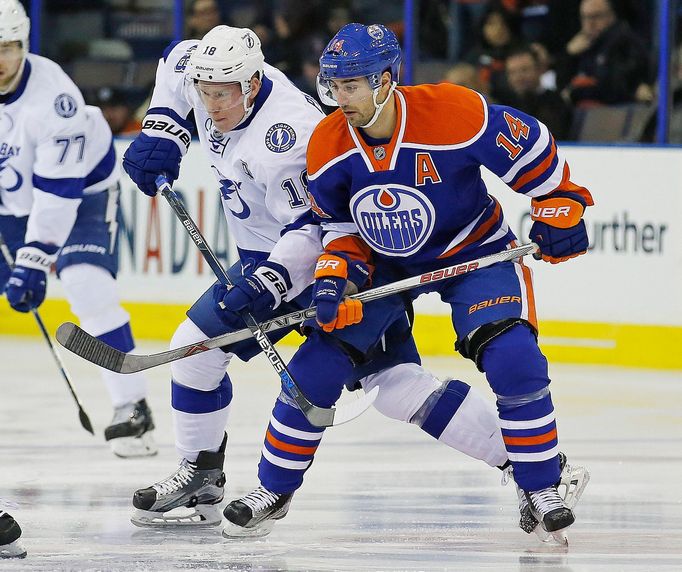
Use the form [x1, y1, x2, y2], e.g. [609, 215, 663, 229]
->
[56, 241, 538, 375]
[155, 175, 373, 427]
[0, 232, 94, 435]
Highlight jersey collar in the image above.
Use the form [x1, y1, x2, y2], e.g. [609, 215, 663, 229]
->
[233, 73, 273, 131]
[0, 60, 32, 105]
[347, 89, 407, 173]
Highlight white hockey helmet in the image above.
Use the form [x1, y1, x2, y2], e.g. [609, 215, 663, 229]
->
[0, 0, 30, 54]
[187, 25, 264, 95]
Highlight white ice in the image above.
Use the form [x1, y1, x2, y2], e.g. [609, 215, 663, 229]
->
[1, 335, 681, 571]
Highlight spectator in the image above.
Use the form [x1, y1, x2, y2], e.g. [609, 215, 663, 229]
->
[557, 0, 651, 106]
[464, 5, 523, 100]
[504, 46, 573, 139]
[186, 0, 223, 39]
[442, 62, 492, 99]
[92, 87, 141, 136]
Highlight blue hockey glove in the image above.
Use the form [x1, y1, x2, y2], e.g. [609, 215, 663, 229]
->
[313, 252, 370, 332]
[218, 261, 292, 317]
[5, 243, 58, 313]
[122, 133, 182, 196]
[529, 190, 591, 264]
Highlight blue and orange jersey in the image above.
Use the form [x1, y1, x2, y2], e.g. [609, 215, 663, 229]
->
[306, 83, 592, 275]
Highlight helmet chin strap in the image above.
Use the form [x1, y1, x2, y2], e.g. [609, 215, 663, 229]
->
[358, 81, 397, 129]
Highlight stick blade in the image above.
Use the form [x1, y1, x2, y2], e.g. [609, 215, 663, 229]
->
[78, 407, 95, 435]
[56, 322, 127, 373]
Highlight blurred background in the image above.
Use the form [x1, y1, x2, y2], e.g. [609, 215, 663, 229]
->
[4, 0, 681, 372]
[18, 0, 681, 144]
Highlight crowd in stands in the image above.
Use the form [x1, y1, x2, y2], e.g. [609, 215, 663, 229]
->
[33, 0, 681, 143]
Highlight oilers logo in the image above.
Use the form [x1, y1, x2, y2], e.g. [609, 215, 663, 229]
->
[351, 184, 435, 257]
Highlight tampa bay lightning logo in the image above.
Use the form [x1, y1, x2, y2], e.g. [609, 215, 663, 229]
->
[205, 118, 229, 156]
[351, 184, 435, 257]
[175, 45, 197, 73]
[264, 123, 296, 153]
[219, 177, 251, 219]
[0, 156, 23, 193]
[54, 93, 78, 118]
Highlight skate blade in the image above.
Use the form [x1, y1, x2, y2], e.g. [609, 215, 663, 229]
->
[222, 519, 276, 539]
[111, 432, 158, 458]
[0, 539, 27, 559]
[131, 505, 222, 527]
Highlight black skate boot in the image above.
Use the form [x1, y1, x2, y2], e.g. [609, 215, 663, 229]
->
[517, 452, 590, 543]
[105, 398, 157, 458]
[222, 486, 293, 538]
[131, 434, 227, 527]
[0, 511, 27, 559]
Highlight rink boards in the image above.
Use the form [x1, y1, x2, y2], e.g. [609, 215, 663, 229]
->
[1, 143, 680, 369]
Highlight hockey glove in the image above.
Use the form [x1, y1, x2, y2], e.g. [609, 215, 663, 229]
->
[313, 252, 370, 332]
[122, 133, 182, 197]
[529, 190, 591, 264]
[219, 261, 292, 317]
[5, 242, 58, 313]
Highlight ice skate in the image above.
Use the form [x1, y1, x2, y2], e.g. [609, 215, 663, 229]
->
[0, 511, 27, 559]
[517, 453, 590, 544]
[105, 398, 158, 458]
[222, 486, 293, 539]
[515, 453, 590, 544]
[131, 435, 227, 527]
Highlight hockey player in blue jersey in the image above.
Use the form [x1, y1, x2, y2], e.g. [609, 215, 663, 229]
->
[0, 0, 155, 457]
[222, 24, 592, 543]
[119, 24, 571, 534]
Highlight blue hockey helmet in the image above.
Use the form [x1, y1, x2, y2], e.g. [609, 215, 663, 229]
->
[318, 23, 401, 91]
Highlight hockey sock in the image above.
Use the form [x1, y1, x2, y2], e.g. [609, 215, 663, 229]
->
[481, 324, 561, 491]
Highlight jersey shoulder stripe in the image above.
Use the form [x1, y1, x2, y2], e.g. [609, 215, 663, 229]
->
[307, 110, 356, 179]
[399, 84, 487, 148]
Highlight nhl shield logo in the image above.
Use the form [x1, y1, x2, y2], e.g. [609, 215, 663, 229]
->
[373, 146, 386, 160]
[351, 184, 435, 257]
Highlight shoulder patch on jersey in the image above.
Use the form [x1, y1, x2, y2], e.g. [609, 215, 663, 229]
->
[264, 123, 296, 153]
[54, 93, 78, 118]
[175, 44, 197, 72]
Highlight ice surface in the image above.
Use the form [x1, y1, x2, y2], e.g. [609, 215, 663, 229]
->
[1, 336, 681, 571]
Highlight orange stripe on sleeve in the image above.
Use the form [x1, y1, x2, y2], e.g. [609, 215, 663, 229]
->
[503, 428, 557, 446]
[512, 139, 557, 191]
[437, 199, 502, 259]
[325, 236, 373, 265]
[266, 430, 319, 456]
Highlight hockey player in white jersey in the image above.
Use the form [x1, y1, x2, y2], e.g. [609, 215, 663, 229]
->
[0, 0, 156, 457]
[123, 24, 588, 539]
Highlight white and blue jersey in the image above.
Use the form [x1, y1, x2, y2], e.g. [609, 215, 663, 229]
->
[0, 53, 121, 279]
[145, 41, 326, 298]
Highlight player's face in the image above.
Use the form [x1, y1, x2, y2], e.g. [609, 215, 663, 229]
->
[0, 42, 23, 92]
[195, 80, 247, 132]
[328, 78, 376, 127]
